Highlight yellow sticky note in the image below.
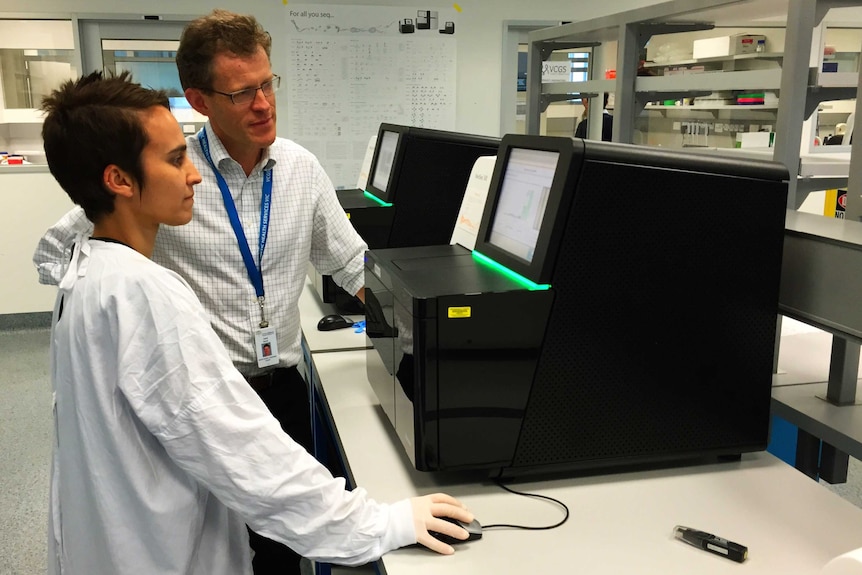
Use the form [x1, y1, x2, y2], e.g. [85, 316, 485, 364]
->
[453, 3, 463, 12]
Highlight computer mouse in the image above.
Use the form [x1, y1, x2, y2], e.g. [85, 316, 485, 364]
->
[317, 314, 355, 331]
[429, 517, 482, 545]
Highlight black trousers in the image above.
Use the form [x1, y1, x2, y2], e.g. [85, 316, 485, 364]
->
[247, 366, 313, 575]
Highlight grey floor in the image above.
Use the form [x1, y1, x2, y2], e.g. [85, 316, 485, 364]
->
[1, 328, 52, 575]
[3, 327, 862, 574]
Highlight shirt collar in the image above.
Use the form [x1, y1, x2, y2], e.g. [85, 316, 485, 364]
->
[203, 122, 277, 175]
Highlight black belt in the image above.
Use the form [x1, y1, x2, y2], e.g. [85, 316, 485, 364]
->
[245, 371, 277, 392]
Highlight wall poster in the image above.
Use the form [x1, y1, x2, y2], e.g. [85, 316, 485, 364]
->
[284, 5, 457, 188]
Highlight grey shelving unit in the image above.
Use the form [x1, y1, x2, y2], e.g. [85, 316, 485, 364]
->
[527, 0, 862, 483]
[525, 0, 862, 210]
[777, 210, 862, 482]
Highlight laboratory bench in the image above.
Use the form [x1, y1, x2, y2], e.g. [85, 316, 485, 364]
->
[293, 239, 862, 573]
[772, 320, 862, 480]
[298, 276, 369, 356]
[301, 342, 862, 575]
[773, 211, 862, 481]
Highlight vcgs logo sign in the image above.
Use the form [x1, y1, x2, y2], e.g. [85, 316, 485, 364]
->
[542, 61, 570, 83]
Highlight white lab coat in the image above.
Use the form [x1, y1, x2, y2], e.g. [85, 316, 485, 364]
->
[48, 236, 414, 575]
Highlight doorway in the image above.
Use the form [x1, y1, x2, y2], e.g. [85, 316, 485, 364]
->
[78, 19, 205, 128]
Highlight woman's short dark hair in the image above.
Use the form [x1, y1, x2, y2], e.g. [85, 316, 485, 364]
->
[176, 9, 272, 91]
[41, 71, 170, 222]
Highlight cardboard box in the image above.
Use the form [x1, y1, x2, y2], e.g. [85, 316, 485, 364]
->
[693, 34, 766, 59]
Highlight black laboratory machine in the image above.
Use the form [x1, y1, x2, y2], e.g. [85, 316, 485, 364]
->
[364, 134, 789, 477]
[310, 123, 499, 312]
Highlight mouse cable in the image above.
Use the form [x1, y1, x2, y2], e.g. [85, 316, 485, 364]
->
[478, 479, 570, 532]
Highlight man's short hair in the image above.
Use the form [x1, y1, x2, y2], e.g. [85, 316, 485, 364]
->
[41, 71, 170, 223]
[176, 9, 272, 92]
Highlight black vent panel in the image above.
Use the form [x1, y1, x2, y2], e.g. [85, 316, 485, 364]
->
[513, 159, 786, 468]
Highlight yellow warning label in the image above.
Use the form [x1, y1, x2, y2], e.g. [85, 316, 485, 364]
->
[448, 307, 471, 319]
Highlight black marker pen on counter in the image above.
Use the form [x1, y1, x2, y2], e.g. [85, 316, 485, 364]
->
[673, 525, 748, 563]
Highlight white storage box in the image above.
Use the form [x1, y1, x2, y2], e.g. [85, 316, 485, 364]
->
[693, 34, 766, 59]
[736, 131, 774, 148]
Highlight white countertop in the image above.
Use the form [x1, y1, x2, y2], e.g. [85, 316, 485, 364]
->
[298, 278, 369, 354]
[312, 349, 862, 575]
[0, 164, 50, 174]
[774, 318, 862, 387]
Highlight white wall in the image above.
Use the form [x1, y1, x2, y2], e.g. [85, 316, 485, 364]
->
[0, 171, 73, 314]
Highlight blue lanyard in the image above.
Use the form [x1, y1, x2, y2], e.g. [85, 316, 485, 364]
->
[198, 129, 273, 323]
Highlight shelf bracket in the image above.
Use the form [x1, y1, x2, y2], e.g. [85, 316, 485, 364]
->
[539, 93, 590, 113]
[797, 177, 850, 199]
[537, 41, 600, 62]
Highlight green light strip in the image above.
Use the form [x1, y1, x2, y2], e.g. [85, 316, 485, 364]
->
[472, 251, 550, 291]
[363, 191, 393, 207]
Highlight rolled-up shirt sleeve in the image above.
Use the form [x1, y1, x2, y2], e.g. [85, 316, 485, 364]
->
[308, 165, 368, 298]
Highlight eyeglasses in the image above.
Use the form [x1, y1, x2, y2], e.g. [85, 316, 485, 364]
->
[209, 75, 281, 105]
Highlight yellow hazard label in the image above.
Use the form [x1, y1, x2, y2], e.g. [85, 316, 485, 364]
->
[448, 307, 471, 318]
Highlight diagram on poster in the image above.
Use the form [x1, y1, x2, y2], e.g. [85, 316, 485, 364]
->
[285, 5, 456, 187]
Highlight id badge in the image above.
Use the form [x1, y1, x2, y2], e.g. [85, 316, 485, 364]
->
[255, 326, 279, 368]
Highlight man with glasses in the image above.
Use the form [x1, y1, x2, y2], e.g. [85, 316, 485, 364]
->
[33, 10, 368, 575]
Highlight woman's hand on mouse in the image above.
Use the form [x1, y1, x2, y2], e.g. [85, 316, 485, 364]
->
[410, 493, 473, 554]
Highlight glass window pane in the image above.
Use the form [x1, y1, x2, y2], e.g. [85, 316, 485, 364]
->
[0, 49, 77, 109]
[101, 39, 183, 97]
[0, 20, 76, 110]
